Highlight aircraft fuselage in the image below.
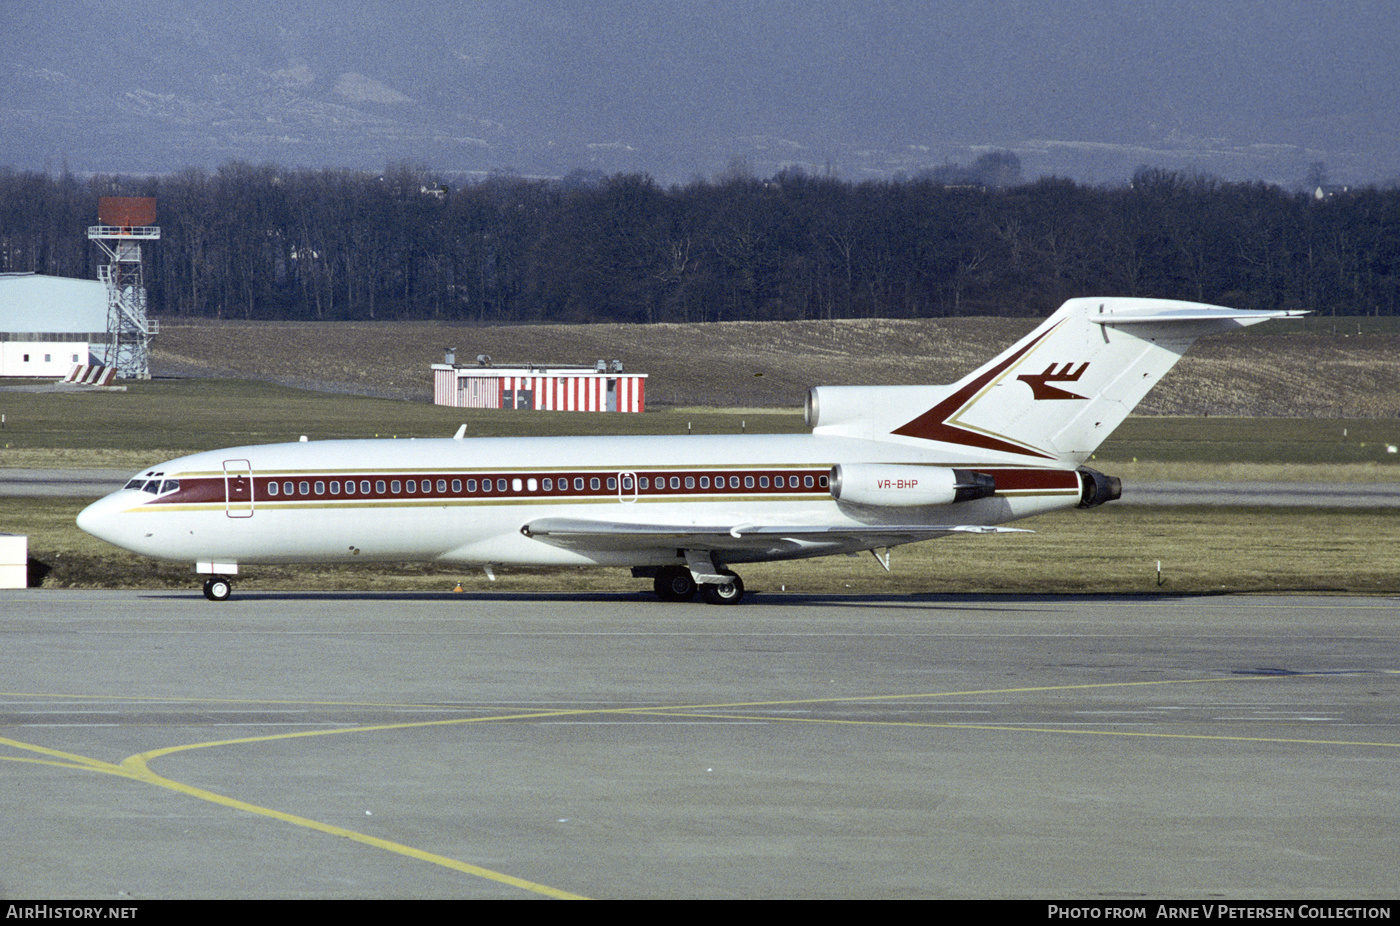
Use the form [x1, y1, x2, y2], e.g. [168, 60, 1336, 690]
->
[77, 431, 1081, 570]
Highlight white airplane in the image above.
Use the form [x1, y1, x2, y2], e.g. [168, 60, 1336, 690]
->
[77, 297, 1297, 603]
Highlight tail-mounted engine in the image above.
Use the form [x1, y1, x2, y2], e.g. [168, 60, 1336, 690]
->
[830, 464, 996, 508]
[1077, 466, 1122, 508]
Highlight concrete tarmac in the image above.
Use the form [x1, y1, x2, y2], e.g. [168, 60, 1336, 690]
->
[0, 468, 132, 497]
[1, 590, 1396, 900]
[1125, 480, 1400, 507]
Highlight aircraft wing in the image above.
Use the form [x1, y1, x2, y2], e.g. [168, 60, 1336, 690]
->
[520, 516, 1029, 554]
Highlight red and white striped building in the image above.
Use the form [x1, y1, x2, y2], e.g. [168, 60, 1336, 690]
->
[432, 361, 647, 413]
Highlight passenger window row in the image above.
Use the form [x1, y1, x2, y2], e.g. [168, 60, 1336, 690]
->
[250, 471, 827, 500]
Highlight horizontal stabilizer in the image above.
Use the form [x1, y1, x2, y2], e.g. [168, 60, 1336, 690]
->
[1092, 307, 1306, 326]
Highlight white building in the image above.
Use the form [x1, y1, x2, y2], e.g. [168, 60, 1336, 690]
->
[433, 359, 647, 413]
[0, 273, 108, 377]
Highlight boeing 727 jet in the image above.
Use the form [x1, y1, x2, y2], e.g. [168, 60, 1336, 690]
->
[77, 297, 1297, 602]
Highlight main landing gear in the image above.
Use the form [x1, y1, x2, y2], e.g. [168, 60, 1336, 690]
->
[202, 576, 233, 601]
[651, 565, 745, 605]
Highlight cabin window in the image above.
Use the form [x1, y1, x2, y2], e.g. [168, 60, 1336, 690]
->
[512, 478, 523, 492]
[542, 477, 552, 491]
[437, 479, 448, 493]
[759, 476, 769, 488]
[574, 477, 584, 491]
[744, 476, 754, 489]
[684, 476, 695, 489]
[314, 481, 325, 494]
[330, 481, 340, 495]
[819, 475, 829, 487]
[452, 479, 462, 493]
[375, 480, 386, 494]
[804, 475, 814, 488]
[620, 475, 633, 490]
[700, 476, 710, 489]
[589, 477, 600, 491]
[390, 480, 401, 493]
[493, 478, 504, 492]
[267, 482, 279, 496]
[466, 479, 477, 492]
[667, 476, 678, 490]
[774, 475, 784, 488]
[299, 481, 311, 495]
[360, 480, 372, 494]
[729, 476, 740, 489]
[606, 477, 617, 490]
[527, 478, 538, 491]
[282, 481, 294, 496]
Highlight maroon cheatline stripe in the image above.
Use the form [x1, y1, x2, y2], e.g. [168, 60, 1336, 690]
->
[976, 468, 1079, 491]
[146, 465, 1080, 506]
[150, 469, 835, 506]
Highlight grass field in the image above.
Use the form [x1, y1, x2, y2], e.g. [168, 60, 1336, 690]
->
[4, 378, 1400, 469]
[1094, 416, 1400, 468]
[0, 378, 809, 465]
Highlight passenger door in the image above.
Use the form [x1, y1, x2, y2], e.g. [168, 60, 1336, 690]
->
[224, 459, 254, 518]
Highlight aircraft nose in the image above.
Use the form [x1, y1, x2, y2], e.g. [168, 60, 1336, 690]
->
[77, 492, 135, 548]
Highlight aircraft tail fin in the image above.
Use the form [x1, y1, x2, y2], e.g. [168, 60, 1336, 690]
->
[808, 297, 1301, 464]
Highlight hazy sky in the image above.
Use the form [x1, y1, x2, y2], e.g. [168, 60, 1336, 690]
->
[4, 0, 1397, 184]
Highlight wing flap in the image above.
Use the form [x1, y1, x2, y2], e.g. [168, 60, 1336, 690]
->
[521, 516, 1029, 553]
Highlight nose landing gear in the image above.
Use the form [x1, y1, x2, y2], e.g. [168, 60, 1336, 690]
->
[202, 576, 233, 601]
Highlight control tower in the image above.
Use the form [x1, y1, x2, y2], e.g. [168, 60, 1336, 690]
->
[88, 197, 160, 379]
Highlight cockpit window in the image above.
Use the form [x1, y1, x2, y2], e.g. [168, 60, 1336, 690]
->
[159, 480, 180, 494]
[142, 480, 161, 494]
[124, 479, 145, 490]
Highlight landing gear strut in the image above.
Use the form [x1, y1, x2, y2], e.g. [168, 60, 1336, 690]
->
[202, 576, 233, 601]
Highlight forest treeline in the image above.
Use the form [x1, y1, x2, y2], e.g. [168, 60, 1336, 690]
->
[2, 162, 1398, 323]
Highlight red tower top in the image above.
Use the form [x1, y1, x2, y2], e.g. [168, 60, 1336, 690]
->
[98, 197, 157, 228]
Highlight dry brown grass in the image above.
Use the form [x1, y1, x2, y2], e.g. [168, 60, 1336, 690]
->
[153, 316, 1400, 417]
